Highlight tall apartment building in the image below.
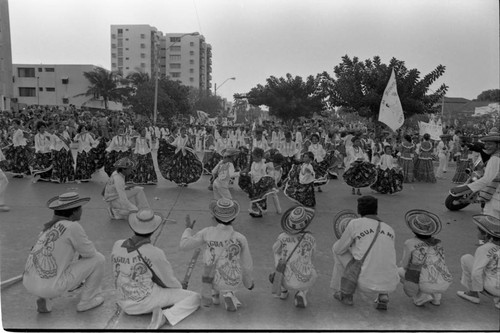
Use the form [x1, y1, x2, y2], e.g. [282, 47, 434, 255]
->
[110, 24, 161, 78]
[12, 64, 122, 110]
[110, 25, 212, 92]
[0, 0, 13, 111]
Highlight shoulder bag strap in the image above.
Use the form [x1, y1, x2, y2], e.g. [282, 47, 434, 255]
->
[284, 232, 308, 265]
[136, 247, 167, 288]
[360, 222, 381, 263]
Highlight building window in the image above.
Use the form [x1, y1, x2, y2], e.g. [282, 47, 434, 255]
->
[170, 55, 181, 61]
[117, 28, 123, 34]
[111, 34, 116, 39]
[189, 59, 194, 64]
[118, 39, 123, 47]
[62, 98, 69, 104]
[44, 68, 55, 72]
[170, 72, 181, 78]
[111, 44, 117, 48]
[17, 68, 35, 77]
[19, 87, 36, 96]
[62, 78, 69, 84]
[38, 68, 42, 72]
[189, 68, 194, 73]
[170, 63, 181, 69]
[112, 53, 116, 58]
[190, 77, 194, 82]
[141, 53, 146, 59]
[141, 63, 146, 68]
[118, 49, 123, 56]
[170, 46, 181, 52]
[140, 43, 146, 48]
[118, 58, 124, 66]
[170, 37, 181, 43]
[141, 34, 145, 39]
[125, 38, 129, 41]
[46, 87, 55, 92]
[125, 57, 129, 60]
[190, 51, 195, 56]
[190, 42, 194, 46]
[39, 87, 43, 91]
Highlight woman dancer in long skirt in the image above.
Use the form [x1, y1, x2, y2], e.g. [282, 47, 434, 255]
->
[50, 123, 75, 183]
[131, 128, 157, 185]
[32, 121, 54, 182]
[284, 151, 316, 208]
[399, 134, 416, 183]
[414, 133, 436, 183]
[74, 124, 99, 182]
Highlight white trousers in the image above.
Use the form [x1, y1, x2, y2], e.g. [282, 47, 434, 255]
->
[213, 180, 232, 200]
[436, 154, 447, 177]
[460, 254, 476, 291]
[109, 186, 150, 218]
[0, 168, 8, 206]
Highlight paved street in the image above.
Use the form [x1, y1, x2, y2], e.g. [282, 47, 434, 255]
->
[1, 159, 499, 331]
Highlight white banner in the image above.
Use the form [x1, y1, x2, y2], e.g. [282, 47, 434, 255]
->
[378, 69, 404, 131]
[419, 121, 443, 140]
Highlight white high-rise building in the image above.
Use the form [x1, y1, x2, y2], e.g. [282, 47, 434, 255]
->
[110, 25, 212, 92]
[0, 0, 13, 111]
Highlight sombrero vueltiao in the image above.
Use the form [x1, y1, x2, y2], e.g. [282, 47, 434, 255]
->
[47, 192, 90, 210]
[472, 214, 500, 238]
[281, 205, 315, 235]
[114, 157, 135, 169]
[209, 198, 241, 223]
[128, 209, 163, 235]
[480, 128, 500, 143]
[333, 209, 359, 239]
[405, 209, 442, 236]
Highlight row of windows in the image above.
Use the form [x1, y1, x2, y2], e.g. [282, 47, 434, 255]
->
[17, 68, 55, 77]
[18, 87, 58, 96]
[112, 63, 147, 68]
[112, 43, 147, 49]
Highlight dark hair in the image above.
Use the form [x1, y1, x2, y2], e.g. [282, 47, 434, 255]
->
[357, 195, 378, 216]
[54, 206, 81, 217]
[414, 233, 433, 240]
[273, 153, 285, 165]
[214, 217, 234, 225]
[310, 133, 320, 141]
[404, 134, 412, 142]
[303, 151, 314, 160]
[134, 231, 154, 238]
[36, 121, 47, 131]
[423, 133, 430, 140]
[252, 147, 264, 158]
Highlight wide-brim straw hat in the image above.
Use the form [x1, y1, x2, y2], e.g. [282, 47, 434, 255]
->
[114, 157, 135, 169]
[480, 128, 500, 142]
[405, 209, 442, 236]
[209, 198, 240, 223]
[223, 148, 240, 158]
[47, 192, 90, 210]
[472, 214, 500, 238]
[333, 209, 358, 239]
[128, 209, 163, 235]
[281, 205, 315, 235]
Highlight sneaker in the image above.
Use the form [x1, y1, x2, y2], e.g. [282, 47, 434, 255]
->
[375, 294, 389, 310]
[212, 293, 220, 305]
[279, 290, 289, 300]
[457, 291, 480, 304]
[76, 296, 104, 312]
[357, 189, 362, 196]
[413, 293, 433, 306]
[148, 306, 167, 329]
[223, 292, 237, 312]
[0, 205, 10, 212]
[294, 291, 307, 308]
[36, 298, 52, 313]
[333, 291, 353, 306]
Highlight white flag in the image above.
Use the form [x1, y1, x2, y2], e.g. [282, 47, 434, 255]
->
[378, 69, 404, 131]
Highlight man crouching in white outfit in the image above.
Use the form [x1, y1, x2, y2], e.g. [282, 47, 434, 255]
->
[103, 157, 150, 220]
[23, 192, 106, 313]
[111, 209, 200, 329]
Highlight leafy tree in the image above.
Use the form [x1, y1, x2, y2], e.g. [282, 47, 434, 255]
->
[188, 88, 223, 117]
[126, 75, 192, 120]
[245, 73, 325, 121]
[77, 66, 131, 110]
[326, 55, 448, 122]
[476, 89, 500, 102]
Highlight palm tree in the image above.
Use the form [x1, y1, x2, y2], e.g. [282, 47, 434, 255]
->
[126, 70, 151, 88]
[76, 66, 130, 111]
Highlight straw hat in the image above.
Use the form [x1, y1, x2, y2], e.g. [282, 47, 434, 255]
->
[472, 214, 500, 238]
[281, 205, 315, 235]
[47, 192, 90, 210]
[114, 157, 135, 169]
[209, 198, 240, 223]
[405, 209, 442, 236]
[333, 209, 359, 239]
[480, 128, 500, 142]
[128, 209, 163, 235]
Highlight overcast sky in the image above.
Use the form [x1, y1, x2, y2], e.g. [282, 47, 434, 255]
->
[8, 0, 500, 102]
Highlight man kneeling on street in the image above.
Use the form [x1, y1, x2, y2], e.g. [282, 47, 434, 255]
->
[23, 192, 106, 313]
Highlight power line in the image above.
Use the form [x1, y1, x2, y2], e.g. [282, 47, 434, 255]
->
[192, 0, 203, 35]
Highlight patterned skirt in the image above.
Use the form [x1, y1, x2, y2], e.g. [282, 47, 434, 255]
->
[131, 153, 157, 185]
[51, 149, 75, 183]
[414, 158, 436, 183]
[312, 159, 329, 186]
[452, 159, 471, 184]
[283, 164, 316, 208]
[4, 145, 33, 176]
[157, 141, 202, 185]
[104, 150, 131, 177]
[32, 152, 53, 180]
[326, 152, 341, 178]
[233, 147, 250, 172]
[399, 157, 415, 183]
[75, 150, 94, 181]
[239, 174, 277, 214]
[91, 139, 107, 171]
[202, 151, 222, 175]
[343, 161, 378, 188]
[370, 168, 404, 194]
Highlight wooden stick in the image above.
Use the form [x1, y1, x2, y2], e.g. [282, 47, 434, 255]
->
[0, 274, 23, 289]
[182, 248, 201, 290]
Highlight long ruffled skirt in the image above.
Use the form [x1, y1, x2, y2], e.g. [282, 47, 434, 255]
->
[399, 157, 415, 183]
[32, 152, 53, 180]
[75, 151, 94, 181]
[131, 153, 157, 185]
[342, 161, 378, 188]
[414, 158, 436, 183]
[370, 168, 404, 194]
[238, 174, 278, 213]
[51, 149, 75, 183]
[157, 141, 202, 185]
[91, 139, 107, 171]
[104, 150, 131, 177]
[3, 145, 33, 176]
[202, 151, 222, 175]
[283, 164, 316, 208]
